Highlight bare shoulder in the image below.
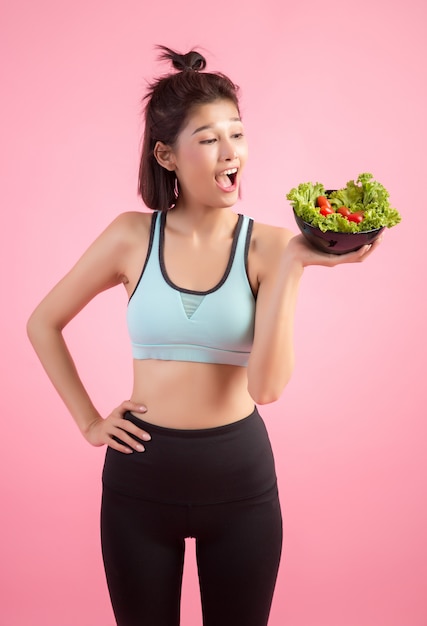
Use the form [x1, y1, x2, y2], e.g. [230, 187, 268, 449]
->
[251, 219, 295, 259]
[246, 219, 296, 285]
[103, 211, 157, 294]
[105, 210, 154, 247]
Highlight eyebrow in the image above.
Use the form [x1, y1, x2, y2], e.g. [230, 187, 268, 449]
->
[191, 117, 242, 135]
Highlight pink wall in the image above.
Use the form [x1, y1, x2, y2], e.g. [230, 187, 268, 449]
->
[1, 0, 426, 624]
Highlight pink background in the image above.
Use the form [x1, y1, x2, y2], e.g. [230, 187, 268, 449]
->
[1, 0, 426, 624]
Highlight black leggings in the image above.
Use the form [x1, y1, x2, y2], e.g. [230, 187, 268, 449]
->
[101, 407, 282, 626]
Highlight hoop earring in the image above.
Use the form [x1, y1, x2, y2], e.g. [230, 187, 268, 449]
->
[173, 175, 179, 199]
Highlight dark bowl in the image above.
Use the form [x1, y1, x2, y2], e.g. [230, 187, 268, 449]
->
[293, 211, 384, 255]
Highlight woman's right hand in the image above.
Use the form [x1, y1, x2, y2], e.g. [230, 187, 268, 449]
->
[83, 401, 151, 453]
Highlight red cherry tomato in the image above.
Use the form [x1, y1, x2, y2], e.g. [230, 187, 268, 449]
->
[319, 206, 334, 216]
[317, 196, 332, 209]
[348, 211, 364, 223]
[337, 206, 351, 218]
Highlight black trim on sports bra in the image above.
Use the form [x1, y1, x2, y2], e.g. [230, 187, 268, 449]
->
[159, 211, 244, 296]
[244, 218, 257, 299]
[128, 211, 158, 302]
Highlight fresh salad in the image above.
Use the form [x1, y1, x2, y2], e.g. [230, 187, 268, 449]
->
[286, 172, 401, 233]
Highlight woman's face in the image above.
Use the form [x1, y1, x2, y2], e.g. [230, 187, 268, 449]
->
[169, 99, 248, 211]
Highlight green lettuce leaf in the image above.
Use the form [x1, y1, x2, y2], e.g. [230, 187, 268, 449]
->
[286, 173, 401, 233]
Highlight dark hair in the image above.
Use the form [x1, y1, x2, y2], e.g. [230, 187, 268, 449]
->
[138, 46, 241, 211]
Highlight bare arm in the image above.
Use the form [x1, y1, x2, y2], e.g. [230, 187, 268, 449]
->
[27, 212, 152, 452]
[247, 228, 381, 404]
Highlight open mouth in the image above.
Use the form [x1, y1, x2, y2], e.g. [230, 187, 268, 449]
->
[215, 167, 238, 189]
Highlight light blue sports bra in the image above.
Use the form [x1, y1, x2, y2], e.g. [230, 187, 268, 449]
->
[127, 211, 256, 366]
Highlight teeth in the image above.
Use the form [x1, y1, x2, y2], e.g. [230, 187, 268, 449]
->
[220, 168, 238, 176]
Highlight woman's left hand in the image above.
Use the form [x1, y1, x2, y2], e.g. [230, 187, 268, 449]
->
[285, 233, 382, 269]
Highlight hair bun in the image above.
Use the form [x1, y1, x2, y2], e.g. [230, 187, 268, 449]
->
[156, 45, 207, 72]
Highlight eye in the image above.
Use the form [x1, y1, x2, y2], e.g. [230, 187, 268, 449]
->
[232, 132, 244, 140]
[199, 138, 217, 145]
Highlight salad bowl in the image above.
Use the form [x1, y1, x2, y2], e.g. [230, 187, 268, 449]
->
[293, 211, 385, 255]
[287, 174, 400, 255]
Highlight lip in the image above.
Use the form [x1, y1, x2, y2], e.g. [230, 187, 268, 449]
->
[215, 165, 239, 193]
[216, 165, 239, 176]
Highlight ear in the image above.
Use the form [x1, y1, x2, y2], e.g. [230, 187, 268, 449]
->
[153, 141, 176, 171]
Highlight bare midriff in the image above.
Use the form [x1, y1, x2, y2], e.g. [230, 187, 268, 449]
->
[130, 359, 255, 429]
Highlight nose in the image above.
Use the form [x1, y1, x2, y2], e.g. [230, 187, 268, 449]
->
[220, 139, 237, 161]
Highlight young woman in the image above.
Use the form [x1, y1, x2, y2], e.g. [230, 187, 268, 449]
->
[27, 46, 380, 626]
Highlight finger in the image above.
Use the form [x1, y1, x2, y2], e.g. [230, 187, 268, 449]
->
[331, 241, 376, 265]
[115, 417, 151, 442]
[351, 244, 373, 261]
[355, 234, 383, 259]
[110, 429, 146, 453]
[369, 235, 383, 251]
[119, 399, 148, 414]
[110, 401, 151, 443]
[353, 241, 378, 261]
[108, 437, 135, 454]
